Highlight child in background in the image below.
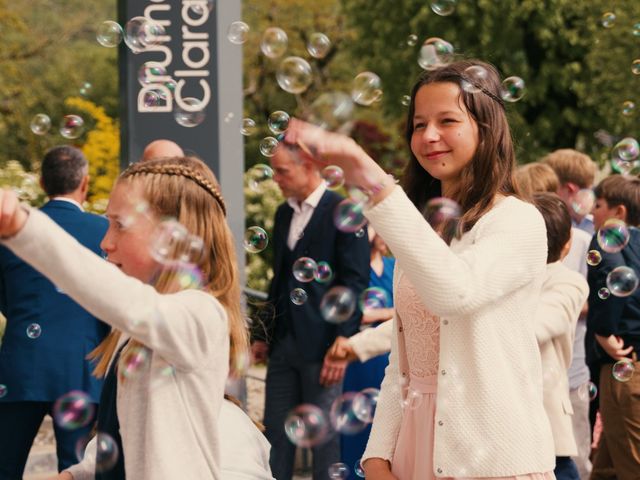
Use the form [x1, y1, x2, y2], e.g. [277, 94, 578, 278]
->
[531, 193, 589, 480]
[0, 157, 254, 480]
[587, 174, 640, 480]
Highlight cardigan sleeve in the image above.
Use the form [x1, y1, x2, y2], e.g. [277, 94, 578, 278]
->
[65, 435, 97, 480]
[364, 187, 547, 319]
[535, 264, 589, 344]
[361, 314, 403, 463]
[349, 320, 392, 362]
[1, 208, 228, 371]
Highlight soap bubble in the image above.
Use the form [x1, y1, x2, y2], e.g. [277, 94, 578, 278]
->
[247, 164, 274, 192]
[96, 20, 123, 47]
[174, 97, 205, 128]
[26, 323, 42, 339]
[632, 59, 640, 75]
[259, 136, 279, 157]
[59, 115, 85, 139]
[307, 32, 331, 59]
[292, 257, 318, 283]
[322, 165, 345, 190]
[418, 37, 454, 70]
[352, 387, 380, 423]
[461, 65, 489, 93]
[612, 360, 634, 382]
[79, 82, 93, 97]
[613, 138, 639, 162]
[124, 16, 165, 53]
[571, 189, 595, 217]
[284, 404, 330, 447]
[633, 22, 640, 37]
[606, 266, 639, 297]
[241, 118, 257, 136]
[119, 345, 151, 378]
[622, 101, 635, 117]
[149, 219, 202, 265]
[267, 110, 290, 134]
[320, 286, 356, 323]
[333, 199, 367, 233]
[423, 197, 461, 239]
[501, 76, 526, 102]
[95, 432, 119, 473]
[352, 72, 382, 106]
[314, 261, 334, 283]
[400, 387, 424, 410]
[597, 219, 630, 253]
[431, 0, 457, 16]
[598, 287, 610, 300]
[328, 462, 349, 479]
[330, 392, 368, 434]
[587, 250, 602, 267]
[261, 27, 288, 58]
[227, 21, 249, 45]
[138, 62, 166, 86]
[407, 34, 418, 46]
[0, 384, 6, 398]
[290, 288, 308, 305]
[600, 12, 616, 28]
[53, 391, 95, 430]
[354, 459, 365, 477]
[30, 114, 51, 135]
[355, 228, 365, 238]
[244, 226, 269, 253]
[276, 57, 313, 94]
[309, 92, 354, 130]
[401, 95, 411, 106]
[359, 287, 390, 311]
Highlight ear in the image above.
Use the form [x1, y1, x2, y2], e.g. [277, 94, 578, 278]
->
[39, 177, 45, 191]
[614, 204, 628, 222]
[565, 182, 580, 196]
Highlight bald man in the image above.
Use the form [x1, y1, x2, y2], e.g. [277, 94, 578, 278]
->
[141, 139, 184, 162]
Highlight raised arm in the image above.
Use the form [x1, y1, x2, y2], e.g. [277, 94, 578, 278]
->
[2, 206, 228, 371]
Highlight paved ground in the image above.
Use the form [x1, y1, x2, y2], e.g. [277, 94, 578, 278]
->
[24, 365, 311, 479]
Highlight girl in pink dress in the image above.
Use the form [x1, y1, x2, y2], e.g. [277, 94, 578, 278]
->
[284, 59, 556, 480]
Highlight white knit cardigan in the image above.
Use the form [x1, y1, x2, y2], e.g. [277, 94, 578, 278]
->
[362, 187, 555, 477]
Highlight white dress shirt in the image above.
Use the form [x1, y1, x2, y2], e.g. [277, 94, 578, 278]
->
[51, 196, 84, 211]
[286, 182, 327, 250]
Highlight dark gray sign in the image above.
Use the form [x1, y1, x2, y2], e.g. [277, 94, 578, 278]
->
[118, 0, 245, 274]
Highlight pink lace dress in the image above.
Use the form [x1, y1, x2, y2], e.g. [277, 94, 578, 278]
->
[390, 273, 555, 480]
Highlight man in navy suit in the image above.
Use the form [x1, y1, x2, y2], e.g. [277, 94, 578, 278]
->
[252, 145, 370, 480]
[0, 146, 109, 478]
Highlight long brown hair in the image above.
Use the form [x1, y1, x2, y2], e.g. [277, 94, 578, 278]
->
[402, 59, 520, 243]
[90, 157, 249, 378]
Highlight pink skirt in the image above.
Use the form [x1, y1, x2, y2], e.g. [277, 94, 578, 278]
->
[391, 374, 556, 480]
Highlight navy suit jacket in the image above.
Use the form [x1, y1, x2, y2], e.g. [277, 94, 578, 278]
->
[0, 200, 110, 403]
[258, 189, 370, 362]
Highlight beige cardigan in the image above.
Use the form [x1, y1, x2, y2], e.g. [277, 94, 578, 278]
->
[3, 209, 230, 480]
[535, 261, 589, 457]
[362, 187, 555, 477]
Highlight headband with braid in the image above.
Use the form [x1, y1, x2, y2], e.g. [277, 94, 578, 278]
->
[123, 163, 227, 216]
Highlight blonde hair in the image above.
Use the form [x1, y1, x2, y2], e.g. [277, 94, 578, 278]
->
[90, 157, 249, 378]
[540, 149, 596, 189]
[515, 162, 559, 199]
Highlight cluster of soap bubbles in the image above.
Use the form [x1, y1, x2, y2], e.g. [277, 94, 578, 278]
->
[30, 113, 85, 139]
[148, 218, 207, 290]
[284, 388, 379, 449]
[96, 17, 165, 53]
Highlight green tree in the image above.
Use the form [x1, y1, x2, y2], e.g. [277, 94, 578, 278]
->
[341, 0, 640, 164]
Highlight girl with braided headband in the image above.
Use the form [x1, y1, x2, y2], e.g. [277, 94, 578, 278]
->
[0, 156, 253, 479]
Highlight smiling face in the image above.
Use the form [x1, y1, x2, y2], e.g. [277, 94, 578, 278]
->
[100, 180, 160, 283]
[410, 82, 479, 195]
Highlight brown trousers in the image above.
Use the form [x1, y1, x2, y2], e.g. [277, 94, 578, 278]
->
[590, 362, 640, 480]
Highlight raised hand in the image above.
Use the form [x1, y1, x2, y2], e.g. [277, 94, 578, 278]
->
[0, 189, 28, 238]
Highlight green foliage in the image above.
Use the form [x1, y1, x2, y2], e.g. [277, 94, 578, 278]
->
[341, 0, 640, 164]
[0, 160, 46, 206]
[244, 173, 283, 293]
[0, 0, 118, 171]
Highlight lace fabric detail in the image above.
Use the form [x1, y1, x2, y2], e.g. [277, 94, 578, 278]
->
[395, 272, 440, 377]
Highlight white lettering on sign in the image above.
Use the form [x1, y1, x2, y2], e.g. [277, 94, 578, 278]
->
[137, 0, 212, 117]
